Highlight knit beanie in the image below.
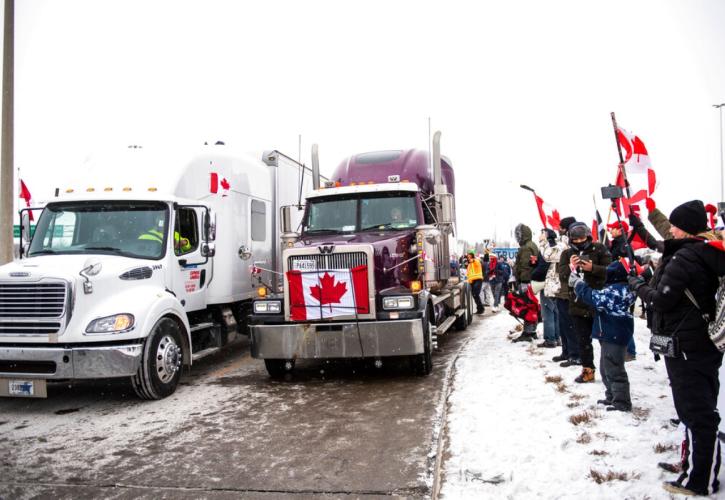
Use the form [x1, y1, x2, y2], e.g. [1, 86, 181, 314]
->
[605, 261, 628, 284]
[669, 200, 708, 236]
[559, 217, 577, 232]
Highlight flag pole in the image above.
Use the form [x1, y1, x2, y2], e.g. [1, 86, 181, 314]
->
[611, 112, 632, 199]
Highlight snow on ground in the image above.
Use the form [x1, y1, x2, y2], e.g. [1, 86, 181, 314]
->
[440, 310, 725, 499]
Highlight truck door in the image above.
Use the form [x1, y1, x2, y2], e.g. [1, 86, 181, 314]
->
[172, 206, 211, 312]
[249, 198, 271, 282]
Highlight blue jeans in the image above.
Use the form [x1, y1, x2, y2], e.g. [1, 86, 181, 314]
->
[492, 281, 505, 307]
[556, 298, 579, 359]
[627, 336, 636, 356]
[541, 293, 559, 343]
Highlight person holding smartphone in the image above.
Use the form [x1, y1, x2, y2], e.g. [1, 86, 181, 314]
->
[558, 222, 612, 383]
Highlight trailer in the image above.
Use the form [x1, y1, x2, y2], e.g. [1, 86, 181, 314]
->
[0, 143, 314, 399]
[249, 132, 473, 377]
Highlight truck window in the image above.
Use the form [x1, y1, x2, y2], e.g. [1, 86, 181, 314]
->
[360, 195, 417, 230]
[251, 199, 266, 241]
[174, 208, 199, 256]
[28, 201, 169, 260]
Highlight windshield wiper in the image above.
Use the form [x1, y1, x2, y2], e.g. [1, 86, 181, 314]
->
[28, 249, 57, 255]
[361, 223, 394, 231]
[304, 229, 343, 235]
[84, 246, 123, 252]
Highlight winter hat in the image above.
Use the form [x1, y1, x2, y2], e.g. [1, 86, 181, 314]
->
[605, 261, 628, 284]
[567, 222, 590, 240]
[669, 200, 708, 236]
[559, 217, 577, 232]
[606, 220, 629, 233]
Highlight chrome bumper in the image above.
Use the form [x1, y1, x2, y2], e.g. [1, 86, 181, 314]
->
[0, 344, 143, 379]
[250, 319, 424, 359]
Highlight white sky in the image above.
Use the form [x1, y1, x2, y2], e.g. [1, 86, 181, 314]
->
[10, 0, 725, 243]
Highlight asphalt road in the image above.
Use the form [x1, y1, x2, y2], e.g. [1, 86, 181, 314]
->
[0, 316, 481, 500]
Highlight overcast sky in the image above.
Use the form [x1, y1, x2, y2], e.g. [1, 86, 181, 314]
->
[9, 0, 725, 243]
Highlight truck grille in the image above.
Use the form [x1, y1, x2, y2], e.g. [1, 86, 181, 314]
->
[288, 252, 368, 271]
[0, 281, 68, 335]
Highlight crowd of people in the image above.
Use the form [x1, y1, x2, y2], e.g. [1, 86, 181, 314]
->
[461, 199, 725, 497]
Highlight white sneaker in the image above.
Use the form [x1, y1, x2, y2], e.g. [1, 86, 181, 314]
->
[491, 307, 499, 313]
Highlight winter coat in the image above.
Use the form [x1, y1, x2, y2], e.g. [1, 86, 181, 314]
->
[554, 236, 571, 300]
[630, 214, 664, 253]
[635, 238, 725, 353]
[514, 224, 539, 283]
[493, 261, 512, 284]
[539, 238, 564, 298]
[466, 258, 483, 284]
[649, 207, 672, 240]
[559, 240, 612, 318]
[574, 280, 635, 346]
[609, 234, 628, 261]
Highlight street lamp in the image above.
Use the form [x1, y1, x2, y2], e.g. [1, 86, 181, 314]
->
[715, 103, 725, 202]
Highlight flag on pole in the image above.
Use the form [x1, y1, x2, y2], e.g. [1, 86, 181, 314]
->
[613, 127, 656, 217]
[18, 179, 34, 221]
[287, 266, 369, 320]
[532, 193, 560, 230]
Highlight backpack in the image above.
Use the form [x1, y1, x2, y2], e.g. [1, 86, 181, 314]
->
[684, 279, 725, 352]
[530, 250, 550, 282]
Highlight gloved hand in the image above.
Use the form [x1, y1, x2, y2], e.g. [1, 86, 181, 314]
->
[645, 197, 656, 212]
[568, 272, 583, 289]
[628, 212, 643, 229]
[628, 275, 646, 292]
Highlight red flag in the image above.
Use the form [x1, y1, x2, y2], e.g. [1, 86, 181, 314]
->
[210, 172, 219, 194]
[287, 266, 369, 320]
[532, 193, 560, 230]
[18, 179, 34, 221]
[705, 204, 718, 229]
[592, 219, 599, 242]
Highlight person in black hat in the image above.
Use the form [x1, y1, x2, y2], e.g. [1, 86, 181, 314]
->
[628, 199, 725, 496]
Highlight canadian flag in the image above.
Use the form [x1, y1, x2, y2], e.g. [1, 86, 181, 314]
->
[533, 193, 560, 230]
[210, 172, 230, 197]
[287, 266, 369, 320]
[614, 127, 657, 217]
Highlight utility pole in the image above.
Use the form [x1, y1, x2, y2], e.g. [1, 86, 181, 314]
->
[715, 103, 725, 202]
[0, 0, 14, 264]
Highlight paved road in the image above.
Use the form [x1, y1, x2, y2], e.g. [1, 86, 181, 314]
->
[0, 317, 481, 500]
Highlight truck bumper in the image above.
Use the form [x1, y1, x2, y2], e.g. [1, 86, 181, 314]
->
[0, 344, 143, 379]
[250, 319, 424, 359]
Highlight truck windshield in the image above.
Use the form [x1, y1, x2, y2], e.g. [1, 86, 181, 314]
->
[304, 193, 418, 234]
[27, 201, 170, 260]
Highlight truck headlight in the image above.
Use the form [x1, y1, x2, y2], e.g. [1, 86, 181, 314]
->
[86, 314, 135, 334]
[382, 296, 414, 310]
[254, 300, 282, 314]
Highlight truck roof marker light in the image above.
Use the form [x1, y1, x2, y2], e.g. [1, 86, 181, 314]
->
[335, 181, 342, 187]
[86, 187, 95, 192]
[350, 182, 356, 186]
[257, 287, 267, 298]
[123, 187, 132, 192]
[410, 280, 422, 293]
[148, 187, 158, 192]
[104, 187, 113, 192]
[66, 188, 74, 193]
[368, 181, 374, 184]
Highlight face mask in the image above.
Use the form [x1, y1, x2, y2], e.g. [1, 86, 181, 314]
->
[571, 240, 591, 252]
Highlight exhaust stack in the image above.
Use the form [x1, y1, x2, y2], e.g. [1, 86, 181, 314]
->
[311, 144, 320, 190]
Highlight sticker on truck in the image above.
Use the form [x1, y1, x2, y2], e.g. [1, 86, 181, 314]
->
[0, 378, 48, 398]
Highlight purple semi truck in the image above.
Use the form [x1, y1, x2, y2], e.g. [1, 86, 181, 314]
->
[249, 132, 473, 377]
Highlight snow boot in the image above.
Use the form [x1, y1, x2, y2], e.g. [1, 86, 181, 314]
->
[596, 399, 613, 406]
[574, 367, 595, 383]
[559, 358, 582, 368]
[658, 462, 682, 474]
[512, 333, 534, 343]
[552, 353, 568, 362]
[662, 481, 703, 496]
[606, 404, 631, 412]
[537, 340, 557, 348]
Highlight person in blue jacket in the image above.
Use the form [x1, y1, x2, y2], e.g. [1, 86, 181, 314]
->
[569, 261, 635, 412]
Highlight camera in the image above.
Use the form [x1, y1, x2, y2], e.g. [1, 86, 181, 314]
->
[601, 184, 624, 200]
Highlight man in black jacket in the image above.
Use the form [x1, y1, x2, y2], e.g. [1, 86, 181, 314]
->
[629, 200, 725, 496]
[558, 222, 612, 383]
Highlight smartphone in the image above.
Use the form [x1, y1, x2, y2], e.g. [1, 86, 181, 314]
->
[579, 254, 591, 263]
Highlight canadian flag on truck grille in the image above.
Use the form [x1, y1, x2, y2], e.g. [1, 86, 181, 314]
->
[287, 266, 369, 321]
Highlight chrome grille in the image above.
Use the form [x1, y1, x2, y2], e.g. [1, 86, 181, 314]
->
[288, 252, 368, 271]
[0, 281, 68, 335]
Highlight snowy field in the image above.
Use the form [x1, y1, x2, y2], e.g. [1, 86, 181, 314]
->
[440, 311, 724, 499]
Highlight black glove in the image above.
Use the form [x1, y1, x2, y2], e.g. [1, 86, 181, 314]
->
[628, 213, 643, 230]
[627, 275, 646, 292]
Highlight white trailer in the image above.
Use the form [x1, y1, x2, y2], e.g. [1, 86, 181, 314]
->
[0, 143, 314, 399]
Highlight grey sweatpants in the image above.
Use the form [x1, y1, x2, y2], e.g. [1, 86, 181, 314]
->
[599, 340, 631, 409]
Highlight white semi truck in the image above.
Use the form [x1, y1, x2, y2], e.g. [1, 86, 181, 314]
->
[0, 144, 312, 399]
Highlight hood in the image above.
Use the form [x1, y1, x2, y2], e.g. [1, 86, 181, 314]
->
[515, 224, 532, 245]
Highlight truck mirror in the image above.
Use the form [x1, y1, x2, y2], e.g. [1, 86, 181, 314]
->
[201, 242, 216, 258]
[439, 194, 455, 225]
[205, 210, 217, 241]
[20, 211, 32, 244]
[280, 206, 292, 234]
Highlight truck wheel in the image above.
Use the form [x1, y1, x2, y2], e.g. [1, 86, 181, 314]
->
[131, 317, 184, 400]
[455, 286, 472, 331]
[411, 310, 433, 376]
[264, 359, 295, 379]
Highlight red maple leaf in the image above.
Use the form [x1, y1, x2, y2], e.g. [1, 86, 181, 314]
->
[310, 273, 348, 305]
[220, 178, 230, 190]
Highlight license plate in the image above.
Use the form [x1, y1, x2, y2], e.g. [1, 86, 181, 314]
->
[0, 378, 47, 398]
[292, 259, 317, 271]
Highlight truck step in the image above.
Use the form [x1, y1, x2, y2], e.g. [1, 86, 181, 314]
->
[436, 313, 459, 336]
[432, 292, 451, 306]
[190, 322, 217, 333]
[191, 347, 221, 362]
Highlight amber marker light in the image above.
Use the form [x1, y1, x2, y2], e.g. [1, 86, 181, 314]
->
[257, 287, 267, 298]
[410, 281, 422, 293]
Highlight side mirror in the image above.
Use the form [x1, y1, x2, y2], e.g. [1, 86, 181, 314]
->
[201, 242, 216, 258]
[20, 211, 31, 244]
[204, 210, 217, 241]
[280, 205, 292, 234]
[439, 193, 455, 226]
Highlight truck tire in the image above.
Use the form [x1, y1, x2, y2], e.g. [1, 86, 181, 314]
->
[455, 285, 472, 331]
[264, 359, 295, 379]
[411, 309, 433, 376]
[131, 317, 184, 400]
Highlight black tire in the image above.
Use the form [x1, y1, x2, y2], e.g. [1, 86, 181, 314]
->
[131, 317, 184, 400]
[264, 359, 295, 379]
[455, 285, 472, 331]
[411, 309, 433, 376]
